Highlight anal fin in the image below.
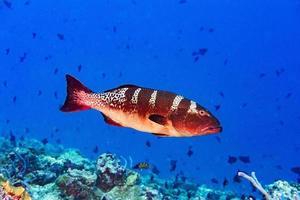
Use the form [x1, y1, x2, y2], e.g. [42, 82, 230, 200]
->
[101, 114, 123, 127]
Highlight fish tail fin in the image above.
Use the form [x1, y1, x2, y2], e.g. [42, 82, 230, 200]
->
[60, 74, 93, 112]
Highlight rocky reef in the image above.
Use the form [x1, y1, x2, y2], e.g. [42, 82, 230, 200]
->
[0, 136, 299, 200]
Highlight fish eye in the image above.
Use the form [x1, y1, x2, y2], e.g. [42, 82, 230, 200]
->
[199, 110, 206, 116]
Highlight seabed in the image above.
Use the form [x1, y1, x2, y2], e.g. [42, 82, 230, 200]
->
[0, 136, 299, 200]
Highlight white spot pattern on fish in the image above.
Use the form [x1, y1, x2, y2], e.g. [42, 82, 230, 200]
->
[170, 95, 184, 111]
[131, 88, 141, 104]
[149, 90, 157, 107]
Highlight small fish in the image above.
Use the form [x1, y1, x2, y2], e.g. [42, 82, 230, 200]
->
[208, 28, 215, 33]
[239, 156, 251, 163]
[211, 178, 218, 184]
[233, 174, 241, 183]
[219, 91, 224, 98]
[214, 105, 221, 111]
[3, 0, 12, 8]
[227, 156, 237, 164]
[5, 48, 10, 55]
[54, 68, 59, 75]
[215, 136, 221, 143]
[20, 52, 27, 62]
[32, 32, 36, 39]
[54, 91, 58, 99]
[77, 64, 82, 72]
[170, 160, 177, 172]
[145, 140, 151, 147]
[38, 90, 42, 96]
[12, 96, 17, 103]
[151, 165, 160, 175]
[291, 167, 300, 176]
[3, 80, 7, 87]
[133, 162, 150, 170]
[57, 33, 64, 40]
[222, 178, 229, 187]
[259, 73, 266, 78]
[41, 138, 48, 145]
[92, 145, 99, 154]
[60, 75, 222, 137]
[187, 146, 193, 157]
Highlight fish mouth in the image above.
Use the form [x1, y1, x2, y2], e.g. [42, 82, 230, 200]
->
[202, 126, 223, 133]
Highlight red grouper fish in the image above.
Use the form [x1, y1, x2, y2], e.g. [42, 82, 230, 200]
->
[60, 74, 222, 137]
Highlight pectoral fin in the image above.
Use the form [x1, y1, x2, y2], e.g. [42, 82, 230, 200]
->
[148, 114, 168, 126]
[102, 114, 123, 127]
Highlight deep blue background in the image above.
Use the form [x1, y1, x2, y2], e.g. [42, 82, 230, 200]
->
[1, 0, 300, 193]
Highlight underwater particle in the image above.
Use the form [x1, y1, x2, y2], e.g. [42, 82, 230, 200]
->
[113, 26, 117, 33]
[227, 156, 237, 164]
[3, 80, 7, 87]
[6, 119, 10, 124]
[239, 156, 251, 163]
[275, 165, 283, 170]
[241, 103, 248, 108]
[224, 59, 228, 65]
[5, 48, 10, 55]
[279, 120, 284, 126]
[145, 140, 151, 147]
[285, 92, 292, 99]
[200, 26, 204, 31]
[12, 96, 17, 103]
[118, 72, 123, 78]
[57, 33, 64, 40]
[194, 56, 199, 62]
[199, 48, 208, 55]
[215, 105, 221, 111]
[211, 178, 219, 184]
[187, 146, 193, 157]
[215, 136, 221, 143]
[151, 165, 160, 175]
[101, 72, 106, 78]
[38, 90, 42, 96]
[275, 67, 285, 77]
[54, 91, 58, 99]
[54, 68, 59, 75]
[179, 0, 187, 4]
[77, 64, 82, 72]
[291, 167, 300, 176]
[170, 160, 177, 172]
[32, 32, 36, 39]
[259, 73, 266, 78]
[41, 138, 48, 145]
[24, 0, 30, 5]
[133, 162, 150, 170]
[20, 52, 27, 62]
[219, 91, 225, 98]
[60, 74, 222, 137]
[125, 44, 130, 49]
[223, 178, 229, 187]
[3, 0, 12, 8]
[208, 28, 215, 33]
[92, 145, 99, 154]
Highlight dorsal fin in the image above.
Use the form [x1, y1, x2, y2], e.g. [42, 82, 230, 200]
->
[104, 84, 139, 92]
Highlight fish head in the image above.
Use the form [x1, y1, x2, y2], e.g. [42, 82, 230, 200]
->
[171, 105, 222, 136]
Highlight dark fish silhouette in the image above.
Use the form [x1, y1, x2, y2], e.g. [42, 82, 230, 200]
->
[170, 160, 177, 172]
[60, 75, 222, 137]
[228, 156, 237, 164]
[187, 146, 193, 157]
[57, 33, 64, 40]
[145, 141, 151, 147]
[239, 156, 251, 163]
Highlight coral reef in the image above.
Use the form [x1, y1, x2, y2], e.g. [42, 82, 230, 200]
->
[0, 136, 299, 200]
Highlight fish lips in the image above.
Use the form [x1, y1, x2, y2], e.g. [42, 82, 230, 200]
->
[201, 125, 223, 134]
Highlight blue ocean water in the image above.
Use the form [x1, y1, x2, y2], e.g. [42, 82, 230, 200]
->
[0, 0, 299, 195]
